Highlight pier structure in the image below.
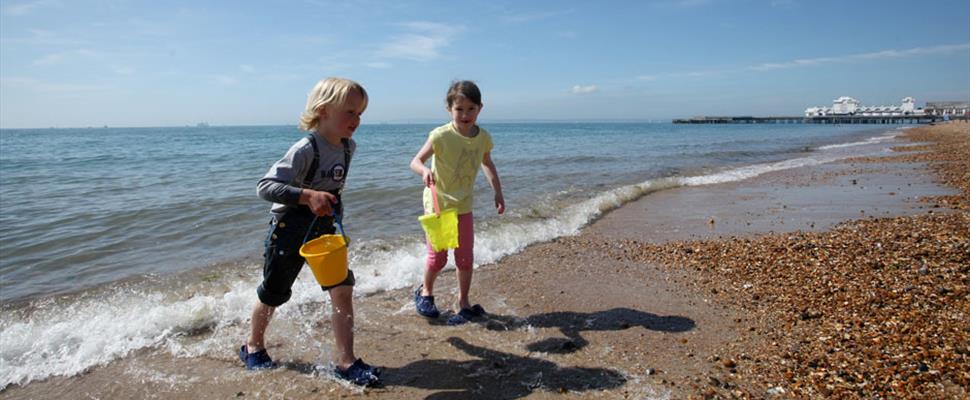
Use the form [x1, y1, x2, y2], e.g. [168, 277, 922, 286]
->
[674, 95, 967, 124]
[673, 115, 948, 124]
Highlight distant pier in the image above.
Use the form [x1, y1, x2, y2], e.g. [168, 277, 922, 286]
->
[672, 115, 952, 124]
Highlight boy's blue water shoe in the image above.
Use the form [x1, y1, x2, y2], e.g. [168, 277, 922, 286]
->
[414, 286, 440, 318]
[239, 345, 278, 370]
[335, 358, 382, 386]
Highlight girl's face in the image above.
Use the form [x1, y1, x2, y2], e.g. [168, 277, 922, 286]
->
[317, 89, 366, 139]
[447, 96, 482, 135]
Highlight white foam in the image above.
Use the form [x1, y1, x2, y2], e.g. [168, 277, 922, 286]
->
[817, 130, 902, 150]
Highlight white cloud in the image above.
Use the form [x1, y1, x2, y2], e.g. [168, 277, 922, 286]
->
[2, 0, 57, 16]
[0, 76, 103, 93]
[214, 75, 238, 85]
[33, 52, 65, 66]
[365, 62, 392, 69]
[669, 0, 714, 7]
[113, 66, 135, 75]
[571, 84, 599, 94]
[749, 43, 970, 71]
[501, 10, 571, 24]
[1, 29, 86, 46]
[378, 21, 464, 62]
[240, 65, 256, 73]
[669, 70, 718, 78]
[32, 49, 97, 65]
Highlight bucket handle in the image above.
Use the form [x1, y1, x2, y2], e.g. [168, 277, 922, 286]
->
[302, 209, 348, 246]
[430, 183, 442, 216]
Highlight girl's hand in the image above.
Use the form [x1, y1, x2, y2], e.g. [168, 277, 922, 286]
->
[301, 189, 337, 216]
[422, 168, 435, 188]
[494, 192, 505, 215]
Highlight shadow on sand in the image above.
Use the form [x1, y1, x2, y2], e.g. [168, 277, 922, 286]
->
[381, 337, 626, 399]
[481, 307, 695, 354]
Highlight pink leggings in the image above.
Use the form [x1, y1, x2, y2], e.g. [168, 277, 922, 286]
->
[426, 212, 474, 273]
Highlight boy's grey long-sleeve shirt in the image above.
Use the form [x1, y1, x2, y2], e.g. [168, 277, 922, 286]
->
[257, 133, 355, 217]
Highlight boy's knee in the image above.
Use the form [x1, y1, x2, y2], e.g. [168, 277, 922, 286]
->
[257, 284, 291, 307]
[320, 270, 356, 291]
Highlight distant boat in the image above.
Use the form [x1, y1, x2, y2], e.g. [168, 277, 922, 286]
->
[196, 122, 210, 128]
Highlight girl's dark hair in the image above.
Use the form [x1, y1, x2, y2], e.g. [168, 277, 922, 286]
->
[446, 80, 482, 107]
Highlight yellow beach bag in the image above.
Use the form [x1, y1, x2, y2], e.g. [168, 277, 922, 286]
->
[418, 184, 459, 252]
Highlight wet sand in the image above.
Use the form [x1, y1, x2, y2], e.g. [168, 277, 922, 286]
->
[2, 122, 967, 399]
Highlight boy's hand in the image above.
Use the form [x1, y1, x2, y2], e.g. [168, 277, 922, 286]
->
[300, 189, 337, 216]
[494, 192, 505, 215]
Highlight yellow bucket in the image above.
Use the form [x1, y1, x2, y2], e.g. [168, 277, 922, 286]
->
[419, 183, 459, 252]
[299, 234, 348, 287]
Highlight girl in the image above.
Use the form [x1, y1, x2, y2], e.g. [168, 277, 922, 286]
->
[409, 80, 505, 325]
[240, 77, 380, 386]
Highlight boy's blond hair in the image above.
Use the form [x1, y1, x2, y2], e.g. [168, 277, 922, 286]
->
[298, 77, 368, 131]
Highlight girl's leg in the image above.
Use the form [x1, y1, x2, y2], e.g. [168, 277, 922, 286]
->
[423, 244, 448, 296]
[329, 285, 357, 369]
[453, 213, 475, 310]
[456, 269, 473, 310]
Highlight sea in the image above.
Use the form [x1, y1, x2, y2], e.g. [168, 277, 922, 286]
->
[0, 122, 909, 388]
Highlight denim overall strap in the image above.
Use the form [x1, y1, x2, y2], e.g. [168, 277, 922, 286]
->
[302, 134, 320, 189]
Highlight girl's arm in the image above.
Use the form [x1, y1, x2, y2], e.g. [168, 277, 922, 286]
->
[481, 151, 505, 214]
[410, 136, 436, 187]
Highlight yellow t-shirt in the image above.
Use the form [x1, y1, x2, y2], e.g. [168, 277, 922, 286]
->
[423, 123, 494, 215]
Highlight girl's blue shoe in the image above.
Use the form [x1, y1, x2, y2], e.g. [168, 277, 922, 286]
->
[446, 305, 486, 326]
[414, 286, 440, 318]
[335, 358, 381, 386]
[239, 345, 277, 370]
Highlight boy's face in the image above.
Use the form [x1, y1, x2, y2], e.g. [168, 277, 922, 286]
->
[447, 96, 481, 134]
[318, 90, 366, 139]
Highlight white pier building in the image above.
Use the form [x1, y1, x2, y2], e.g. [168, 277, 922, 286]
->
[805, 96, 923, 117]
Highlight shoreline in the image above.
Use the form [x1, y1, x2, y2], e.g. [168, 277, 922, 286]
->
[2, 122, 967, 399]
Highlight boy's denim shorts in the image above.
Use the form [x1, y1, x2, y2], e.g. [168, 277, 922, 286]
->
[256, 207, 355, 307]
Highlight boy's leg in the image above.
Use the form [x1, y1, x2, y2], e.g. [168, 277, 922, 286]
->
[247, 302, 275, 352]
[328, 284, 356, 370]
[453, 213, 475, 310]
[245, 212, 308, 356]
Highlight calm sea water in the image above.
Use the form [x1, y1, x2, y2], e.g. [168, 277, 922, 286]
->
[0, 122, 904, 387]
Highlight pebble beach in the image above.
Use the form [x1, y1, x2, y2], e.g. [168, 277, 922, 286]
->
[2, 122, 967, 399]
[604, 122, 969, 398]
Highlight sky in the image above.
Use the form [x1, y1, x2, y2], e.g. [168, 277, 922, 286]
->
[1, 0, 968, 128]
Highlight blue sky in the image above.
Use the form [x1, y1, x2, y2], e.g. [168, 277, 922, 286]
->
[1, 0, 968, 128]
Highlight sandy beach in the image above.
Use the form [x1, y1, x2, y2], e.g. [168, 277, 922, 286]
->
[2, 122, 967, 399]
